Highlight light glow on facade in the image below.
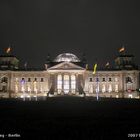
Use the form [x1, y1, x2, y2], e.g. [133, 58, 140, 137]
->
[0, 52, 139, 99]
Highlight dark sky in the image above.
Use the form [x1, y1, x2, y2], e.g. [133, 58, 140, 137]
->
[0, 0, 140, 68]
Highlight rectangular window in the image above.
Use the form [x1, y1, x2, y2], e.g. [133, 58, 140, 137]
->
[102, 78, 105, 82]
[28, 78, 31, 82]
[21, 78, 25, 83]
[96, 78, 99, 82]
[89, 78, 93, 82]
[41, 78, 44, 82]
[109, 78, 112, 82]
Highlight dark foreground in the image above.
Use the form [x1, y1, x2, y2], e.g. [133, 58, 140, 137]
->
[0, 97, 140, 140]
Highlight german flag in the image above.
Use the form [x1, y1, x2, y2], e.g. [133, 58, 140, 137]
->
[6, 47, 11, 54]
[119, 47, 125, 53]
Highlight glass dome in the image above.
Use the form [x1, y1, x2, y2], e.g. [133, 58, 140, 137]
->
[54, 53, 80, 62]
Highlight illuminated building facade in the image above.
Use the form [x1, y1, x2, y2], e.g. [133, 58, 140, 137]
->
[0, 53, 139, 99]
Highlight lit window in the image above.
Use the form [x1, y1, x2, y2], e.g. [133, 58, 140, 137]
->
[21, 78, 25, 92]
[21, 86, 25, 92]
[88, 84, 93, 93]
[128, 94, 133, 98]
[15, 78, 18, 82]
[40, 85, 43, 93]
[116, 95, 119, 98]
[27, 86, 31, 92]
[33, 80, 37, 93]
[57, 75, 62, 93]
[115, 77, 118, 82]
[96, 84, 99, 93]
[64, 75, 69, 93]
[21, 78, 25, 84]
[15, 84, 18, 93]
[102, 84, 106, 93]
[71, 75, 76, 93]
[115, 84, 119, 92]
[108, 84, 112, 93]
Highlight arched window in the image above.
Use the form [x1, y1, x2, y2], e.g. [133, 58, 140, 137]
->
[57, 75, 62, 94]
[28, 78, 31, 82]
[126, 77, 133, 91]
[33, 81, 37, 93]
[95, 84, 99, 93]
[115, 84, 119, 92]
[1, 77, 8, 83]
[41, 78, 44, 82]
[1, 77, 8, 92]
[64, 75, 69, 94]
[15, 84, 18, 93]
[21, 78, 25, 84]
[115, 77, 118, 82]
[89, 84, 93, 93]
[108, 84, 112, 93]
[34, 78, 37, 82]
[71, 75, 76, 93]
[96, 78, 99, 82]
[89, 78, 93, 82]
[102, 84, 106, 93]
[126, 77, 132, 83]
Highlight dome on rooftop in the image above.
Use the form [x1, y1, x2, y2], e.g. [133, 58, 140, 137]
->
[54, 53, 80, 62]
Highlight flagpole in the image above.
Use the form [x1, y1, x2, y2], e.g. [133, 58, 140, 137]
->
[96, 71, 99, 101]
[93, 63, 99, 101]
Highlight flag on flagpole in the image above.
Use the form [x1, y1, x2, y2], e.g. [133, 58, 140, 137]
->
[93, 63, 97, 74]
[6, 47, 11, 54]
[105, 62, 110, 67]
[119, 47, 125, 53]
[24, 62, 27, 69]
[86, 64, 88, 70]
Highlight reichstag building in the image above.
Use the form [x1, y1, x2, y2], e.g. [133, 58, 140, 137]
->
[0, 52, 139, 99]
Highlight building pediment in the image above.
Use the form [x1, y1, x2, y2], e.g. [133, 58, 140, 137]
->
[47, 62, 85, 70]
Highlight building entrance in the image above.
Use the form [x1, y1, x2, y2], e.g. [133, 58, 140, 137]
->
[57, 74, 76, 94]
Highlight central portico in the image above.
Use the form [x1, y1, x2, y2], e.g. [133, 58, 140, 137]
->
[46, 53, 86, 96]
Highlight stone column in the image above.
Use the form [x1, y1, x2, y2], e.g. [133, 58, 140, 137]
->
[53, 74, 56, 94]
[8, 72, 12, 98]
[50, 74, 55, 95]
[76, 74, 78, 93]
[69, 74, 71, 94]
[121, 72, 125, 98]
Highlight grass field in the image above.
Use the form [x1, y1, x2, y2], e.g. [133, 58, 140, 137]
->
[0, 97, 140, 139]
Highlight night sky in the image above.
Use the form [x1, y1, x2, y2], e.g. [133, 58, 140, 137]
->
[0, 0, 140, 68]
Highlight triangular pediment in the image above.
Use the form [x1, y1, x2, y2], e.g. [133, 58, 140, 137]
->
[47, 62, 85, 70]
